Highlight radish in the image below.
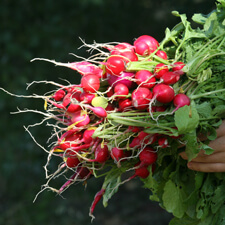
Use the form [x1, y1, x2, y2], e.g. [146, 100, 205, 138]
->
[154, 63, 169, 79]
[105, 56, 126, 76]
[82, 128, 96, 144]
[161, 71, 180, 85]
[111, 49, 138, 62]
[59, 167, 92, 194]
[158, 137, 169, 148]
[69, 61, 103, 78]
[131, 87, 152, 110]
[139, 146, 157, 166]
[81, 74, 100, 93]
[152, 83, 175, 104]
[172, 61, 185, 71]
[173, 93, 190, 112]
[156, 50, 168, 60]
[151, 105, 167, 112]
[118, 98, 132, 111]
[52, 89, 66, 101]
[134, 35, 159, 56]
[107, 72, 135, 88]
[135, 70, 156, 88]
[91, 143, 109, 163]
[130, 163, 150, 179]
[80, 92, 95, 104]
[129, 136, 141, 148]
[70, 110, 90, 127]
[85, 105, 107, 118]
[66, 156, 80, 168]
[113, 83, 129, 99]
[110, 147, 126, 162]
[89, 188, 105, 218]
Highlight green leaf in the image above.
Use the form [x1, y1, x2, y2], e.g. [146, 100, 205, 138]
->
[175, 105, 199, 135]
[195, 101, 212, 118]
[183, 130, 199, 161]
[162, 180, 187, 218]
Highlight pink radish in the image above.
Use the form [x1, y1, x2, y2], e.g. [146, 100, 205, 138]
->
[86, 105, 107, 118]
[172, 61, 185, 71]
[70, 110, 90, 127]
[81, 74, 100, 93]
[152, 84, 175, 104]
[135, 70, 156, 88]
[131, 87, 152, 110]
[173, 93, 190, 112]
[134, 35, 159, 56]
[107, 72, 135, 88]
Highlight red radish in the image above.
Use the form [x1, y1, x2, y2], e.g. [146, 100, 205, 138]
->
[129, 136, 141, 148]
[106, 87, 114, 98]
[105, 56, 126, 76]
[127, 126, 143, 133]
[59, 167, 92, 193]
[173, 93, 190, 112]
[113, 83, 129, 99]
[105, 103, 115, 111]
[172, 61, 185, 71]
[91, 143, 109, 163]
[110, 147, 125, 162]
[62, 93, 81, 113]
[89, 188, 105, 218]
[131, 87, 153, 110]
[139, 147, 157, 166]
[118, 98, 132, 111]
[70, 110, 90, 127]
[52, 89, 66, 101]
[82, 129, 96, 144]
[152, 105, 167, 112]
[135, 70, 156, 88]
[59, 132, 82, 149]
[158, 137, 169, 148]
[80, 92, 95, 104]
[111, 49, 138, 62]
[152, 84, 175, 104]
[154, 63, 169, 79]
[134, 35, 159, 55]
[156, 50, 168, 60]
[132, 164, 150, 179]
[161, 71, 180, 85]
[81, 74, 100, 93]
[138, 131, 158, 145]
[66, 157, 80, 168]
[107, 72, 135, 88]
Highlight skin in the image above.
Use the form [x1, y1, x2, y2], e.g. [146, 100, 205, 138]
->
[179, 120, 225, 172]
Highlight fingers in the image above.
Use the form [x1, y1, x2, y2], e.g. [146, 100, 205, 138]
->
[216, 120, 225, 138]
[208, 135, 225, 152]
[187, 161, 225, 173]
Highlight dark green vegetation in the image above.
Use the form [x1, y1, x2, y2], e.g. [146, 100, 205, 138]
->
[0, 0, 215, 224]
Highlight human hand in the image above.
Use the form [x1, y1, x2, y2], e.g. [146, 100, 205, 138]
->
[179, 120, 225, 172]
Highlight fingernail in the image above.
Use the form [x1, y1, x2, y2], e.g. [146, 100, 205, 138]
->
[187, 162, 193, 169]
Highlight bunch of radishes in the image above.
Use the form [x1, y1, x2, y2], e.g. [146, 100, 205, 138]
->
[33, 34, 191, 218]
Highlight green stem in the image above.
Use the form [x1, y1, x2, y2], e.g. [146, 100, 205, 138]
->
[190, 88, 225, 100]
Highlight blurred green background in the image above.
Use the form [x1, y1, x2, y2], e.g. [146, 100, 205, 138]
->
[0, 0, 216, 224]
